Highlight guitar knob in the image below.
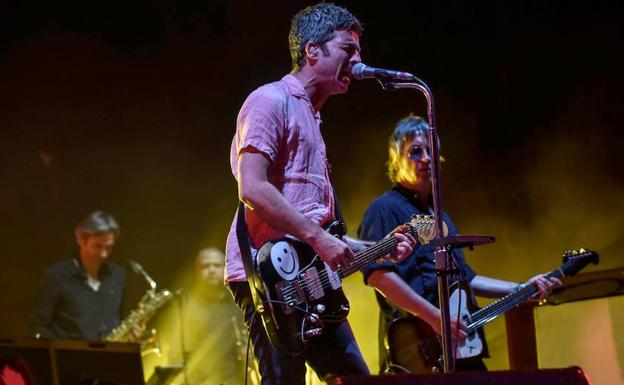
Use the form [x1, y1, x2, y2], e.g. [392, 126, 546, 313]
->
[315, 304, 326, 314]
[308, 313, 320, 323]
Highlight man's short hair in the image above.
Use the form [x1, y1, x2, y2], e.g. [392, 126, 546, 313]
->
[387, 114, 431, 184]
[289, 3, 362, 71]
[75, 210, 120, 239]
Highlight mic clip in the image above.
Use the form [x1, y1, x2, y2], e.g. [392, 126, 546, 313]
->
[378, 80, 397, 91]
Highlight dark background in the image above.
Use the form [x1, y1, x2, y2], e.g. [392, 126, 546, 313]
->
[1, 0, 623, 371]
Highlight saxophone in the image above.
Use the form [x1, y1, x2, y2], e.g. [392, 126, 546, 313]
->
[104, 288, 174, 344]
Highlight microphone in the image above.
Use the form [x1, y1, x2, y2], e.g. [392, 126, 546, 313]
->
[351, 63, 415, 81]
[129, 260, 157, 290]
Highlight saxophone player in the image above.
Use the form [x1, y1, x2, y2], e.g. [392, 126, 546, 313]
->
[30, 210, 126, 340]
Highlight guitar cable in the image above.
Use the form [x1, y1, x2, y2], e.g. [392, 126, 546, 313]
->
[244, 296, 318, 379]
[243, 309, 259, 385]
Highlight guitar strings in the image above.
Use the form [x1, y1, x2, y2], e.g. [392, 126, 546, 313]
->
[278, 223, 427, 300]
[277, 233, 398, 298]
[468, 270, 564, 331]
[467, 287, 533, 332]
[278, 223, 424, 301]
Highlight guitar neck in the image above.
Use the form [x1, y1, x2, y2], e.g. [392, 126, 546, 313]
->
[467, 268, 563, 333]
[335, 221, 433, 279]
[337, 236, 399, 279]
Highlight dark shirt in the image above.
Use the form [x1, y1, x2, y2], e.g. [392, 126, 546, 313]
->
[159, 286, 246, 385]
[30, 258, 125, 341]
[358, 185, 482, 369]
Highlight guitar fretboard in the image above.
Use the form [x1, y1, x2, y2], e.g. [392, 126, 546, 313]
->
[301, 223, 431, 294]
[467, 269, 563, 332]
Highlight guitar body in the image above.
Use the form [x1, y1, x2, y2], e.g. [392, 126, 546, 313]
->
[385, 248, 598, 373]
[249, 215, 436, 356]
[252, 225, 350, 355]
[449, 284, 484, 359]
[386, 316, 443, 374]
[386, 283, 484, 374]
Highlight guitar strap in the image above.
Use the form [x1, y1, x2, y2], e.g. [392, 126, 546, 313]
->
[330, 183, 346, 232]
[235, 201, 262, 311]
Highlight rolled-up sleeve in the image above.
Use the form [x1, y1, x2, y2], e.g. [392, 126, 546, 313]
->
[358, 203, 401, 284]
[235, 88, 285, 163]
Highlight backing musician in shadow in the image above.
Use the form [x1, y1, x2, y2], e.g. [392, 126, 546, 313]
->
[30, 211, 125, 341]
[155, 247, 251, 385]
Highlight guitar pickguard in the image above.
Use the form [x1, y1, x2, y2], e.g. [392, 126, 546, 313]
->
[269, 241, 300, 280]
[449, 287, 484, 359]
[255, 237, 350, 355]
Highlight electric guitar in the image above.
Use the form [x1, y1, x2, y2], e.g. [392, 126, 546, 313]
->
[251, 215, 436, 356]
[386, 248, 599, 374]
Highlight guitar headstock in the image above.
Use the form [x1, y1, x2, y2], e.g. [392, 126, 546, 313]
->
[561, 248, 599, 276]
[408, 215, 448, 245]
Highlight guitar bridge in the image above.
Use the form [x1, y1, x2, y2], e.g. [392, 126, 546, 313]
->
[300, 267, 325, 301]
[275, 280, 305, 314]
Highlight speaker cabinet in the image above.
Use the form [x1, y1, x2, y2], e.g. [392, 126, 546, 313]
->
[324, 366, 592, 385]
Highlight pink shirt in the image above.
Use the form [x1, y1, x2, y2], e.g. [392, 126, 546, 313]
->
[225, 74, 335, 282]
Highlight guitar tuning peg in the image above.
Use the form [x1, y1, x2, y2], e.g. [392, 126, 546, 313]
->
[579, 247, 587, 253]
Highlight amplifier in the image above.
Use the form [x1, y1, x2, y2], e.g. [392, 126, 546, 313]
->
[324, 366, 592, 385]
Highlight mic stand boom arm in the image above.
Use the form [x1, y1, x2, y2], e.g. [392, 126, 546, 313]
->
[381, 80, 455, 373]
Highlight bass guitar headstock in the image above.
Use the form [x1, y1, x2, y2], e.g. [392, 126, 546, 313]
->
[561, 248, 599, 276]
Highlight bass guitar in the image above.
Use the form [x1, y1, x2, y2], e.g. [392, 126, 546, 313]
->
[386, 248, 599, 373]
[252, 215, 435, 356]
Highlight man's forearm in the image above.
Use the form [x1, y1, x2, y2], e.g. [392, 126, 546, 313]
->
[238, 151, 353, 269]
[240, 178, 324, 245]
[470, 275, 519, 298]
[368, 270, 439, 325]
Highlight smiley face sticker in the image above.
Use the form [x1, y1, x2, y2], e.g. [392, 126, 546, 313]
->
[270, 241, 300, 280]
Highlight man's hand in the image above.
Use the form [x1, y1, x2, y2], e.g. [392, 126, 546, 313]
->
[526, 274, 562, 300]
[423, 307, 467, 345]
[387, 225, 418, 263]
[311, 231, 354, 270]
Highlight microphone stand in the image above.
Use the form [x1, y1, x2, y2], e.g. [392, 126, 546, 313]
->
[381, 79, 456, 373]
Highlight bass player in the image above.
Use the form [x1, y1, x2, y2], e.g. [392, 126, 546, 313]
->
[358, 114, 561, 373]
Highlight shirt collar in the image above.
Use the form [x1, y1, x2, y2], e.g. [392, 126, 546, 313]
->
[281, 73, 308, 99]
[393, 184, 432, 212]
[73, 257, 110, 280]
[281, 73, 322, 123]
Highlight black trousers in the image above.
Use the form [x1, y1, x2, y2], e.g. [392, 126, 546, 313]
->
[228, 281, 370, 385]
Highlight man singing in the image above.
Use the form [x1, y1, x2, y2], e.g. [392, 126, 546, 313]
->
[224, 3, 416, 384]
